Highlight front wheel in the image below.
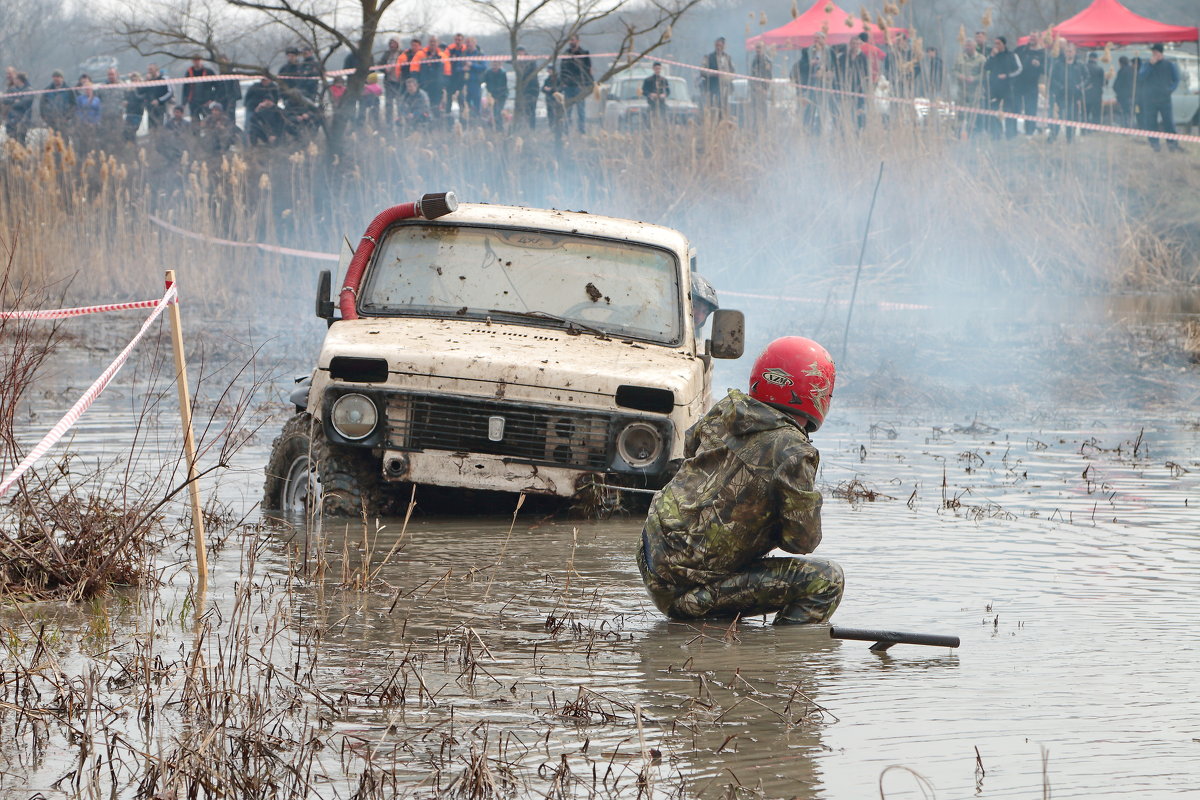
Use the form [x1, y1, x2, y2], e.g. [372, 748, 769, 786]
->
[263, 413, 393, 517]
[263, 413, 318, 513]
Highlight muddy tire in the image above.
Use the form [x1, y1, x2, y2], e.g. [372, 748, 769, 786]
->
[263, 413, 318, 513]
[263, 413, 392, 517]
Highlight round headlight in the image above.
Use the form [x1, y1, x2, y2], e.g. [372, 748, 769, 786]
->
[330, 393, 378, 440]
[616, 422, 663, 468]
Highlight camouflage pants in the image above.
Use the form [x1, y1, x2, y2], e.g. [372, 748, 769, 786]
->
[637, 547, 844, 624]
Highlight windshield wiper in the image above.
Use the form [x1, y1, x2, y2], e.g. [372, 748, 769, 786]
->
[487, 309, 609, 339]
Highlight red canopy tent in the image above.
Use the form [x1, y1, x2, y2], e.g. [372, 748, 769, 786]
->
[1035, 0, 1197, 47]
[746, 0, 898, 49]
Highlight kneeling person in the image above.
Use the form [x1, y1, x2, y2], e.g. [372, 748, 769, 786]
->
[637, 337, 844, 625]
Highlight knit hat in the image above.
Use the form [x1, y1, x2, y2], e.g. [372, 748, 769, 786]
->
[1150, 43, 1164, 53]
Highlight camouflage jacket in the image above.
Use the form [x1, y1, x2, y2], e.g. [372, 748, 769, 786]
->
[641, 390, 823, 588]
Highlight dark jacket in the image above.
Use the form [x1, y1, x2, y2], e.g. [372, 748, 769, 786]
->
[1012, 45, 1044, 91]
[641, 390, 823, 589]
[244, 81, 280, 113]
[984, 49, 1022, 99]
[183, 65, 215, 107]
[1138, 58, 1179, 105]
[832, 47, 868, 94]
[138, 75, 173, 108]
[1113, 64, 1134, 102]
[1048, 56, 1088, 102]
[642, 73, 670, 106]
[39, 82, 75, 124]
[482, 69, 507, 99]
[559, 45, 593, 89]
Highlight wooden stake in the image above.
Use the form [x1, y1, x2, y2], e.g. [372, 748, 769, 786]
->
[165, 270, 207, 597]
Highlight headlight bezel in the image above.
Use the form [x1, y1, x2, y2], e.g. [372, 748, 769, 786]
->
[610, 417, 673, 473]
[322, 388, 384, 447]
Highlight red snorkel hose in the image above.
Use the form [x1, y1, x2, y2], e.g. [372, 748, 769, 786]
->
[338, 191, 459, 321]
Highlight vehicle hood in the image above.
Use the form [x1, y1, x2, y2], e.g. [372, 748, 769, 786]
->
[317, 317, 706, 408]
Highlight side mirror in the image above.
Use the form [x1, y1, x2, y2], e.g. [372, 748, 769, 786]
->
[316, 270, 334, 321]
[709, 309, 744, 359]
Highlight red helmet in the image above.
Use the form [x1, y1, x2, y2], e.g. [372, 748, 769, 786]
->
[748, 337, 836, 432]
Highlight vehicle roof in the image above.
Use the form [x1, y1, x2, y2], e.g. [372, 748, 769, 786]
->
[418, 202, 691, 254]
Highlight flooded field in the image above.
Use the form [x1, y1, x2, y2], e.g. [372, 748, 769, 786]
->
[3, 296, 1200, 799]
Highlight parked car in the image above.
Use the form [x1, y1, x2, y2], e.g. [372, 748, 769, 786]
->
[602, 72, 700, 129]
[1103, 45, 1199, 127]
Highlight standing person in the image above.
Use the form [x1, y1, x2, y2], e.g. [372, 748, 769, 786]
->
[4, 71, 34, 144]
[379, 38, 404, 123]
[413, 36, 451, 119]
[953, 40, 986, 135]
[299, 46, 321, 102]
[390, 38, 424, 123]
[1046, 40, 1087, 143]
[38, 70, 75, 132]
[183, 55, 215, 120]
[213, 62, 243, 125]
[922, 47, 944, 97]
[559, 34, 593, 134]
[277, 47, 306, 103]
[1113, 55, 1135, 127]
[445, 33, 470, 118]
[123, 72, 146, 141]
[1139, 43, 1183, 153]
[482, 60, 508, 130]
[791, 30, 828, 132]
[466, 38, 487, 119]
[101, 67, 124, 131]
[983, 36, 1022, 139]
[637, 337, 844, 626]
[1084, 51, 1105, 126]
[1013, 33, 1044, 134]
[642, 62, 670, 124]
[701, 37, 735, 119]
[831, 38, 869, 130]
[749, 41, 773, 125]
[139, 64, 172, 129]
[513, 47, 540, 129]
[75, 77, 102, 127]
[542, 65, 565, 134]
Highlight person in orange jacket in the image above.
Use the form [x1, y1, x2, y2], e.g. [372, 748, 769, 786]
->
[412, 36, 451, 117]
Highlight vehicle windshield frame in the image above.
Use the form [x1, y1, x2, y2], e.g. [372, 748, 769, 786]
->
[356, 221, 686, 346]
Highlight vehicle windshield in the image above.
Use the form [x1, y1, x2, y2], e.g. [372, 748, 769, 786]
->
[359, 224, 683, 343]
[614, 76, 691, 102]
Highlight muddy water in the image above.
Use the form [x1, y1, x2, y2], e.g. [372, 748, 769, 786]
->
[265, 411, 1199, 799]
[5, 329, 1200, 798]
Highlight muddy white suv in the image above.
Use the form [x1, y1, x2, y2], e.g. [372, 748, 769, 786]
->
[263, 193, 743, 516]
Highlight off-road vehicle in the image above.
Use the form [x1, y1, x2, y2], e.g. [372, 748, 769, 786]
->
[263, 192, 743, 516]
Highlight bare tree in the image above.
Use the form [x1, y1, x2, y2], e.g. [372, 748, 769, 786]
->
[108, 0, 413, 152]
[466, 0, 707, 125]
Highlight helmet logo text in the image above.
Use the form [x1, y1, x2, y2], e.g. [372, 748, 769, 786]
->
[762, 368, 795, 387]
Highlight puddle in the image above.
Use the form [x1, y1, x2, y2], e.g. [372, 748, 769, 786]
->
[3, 323, 1200, 798]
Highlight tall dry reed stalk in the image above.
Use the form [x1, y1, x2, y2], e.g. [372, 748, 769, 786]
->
[2, 109, 1196, 319]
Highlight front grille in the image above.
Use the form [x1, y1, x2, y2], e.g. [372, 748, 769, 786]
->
[385, 394, 612, 470]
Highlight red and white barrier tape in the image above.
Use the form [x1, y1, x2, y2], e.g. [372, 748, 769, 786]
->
[0, 298, 165, 320]
[650, 53, 1200, 145]
[147, 215, 340, 262]
[5, 47, 1194, 144]
[0, 284, 178, 500]
[0, 52, 616, 99]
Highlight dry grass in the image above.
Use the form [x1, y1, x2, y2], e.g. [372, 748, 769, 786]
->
[2, 110, 1198, 320]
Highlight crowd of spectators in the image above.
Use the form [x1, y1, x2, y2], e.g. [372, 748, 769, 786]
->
[0, 30, 1187, 155]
